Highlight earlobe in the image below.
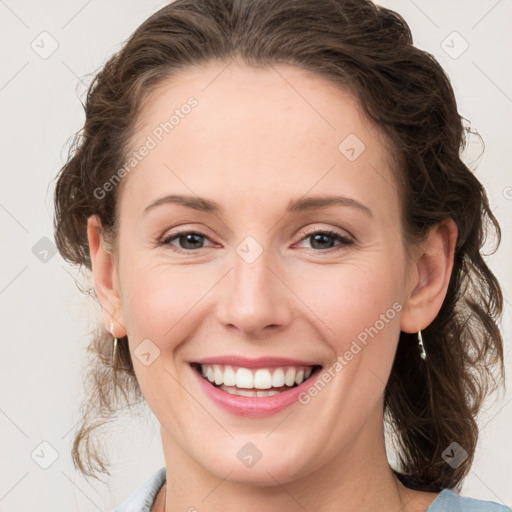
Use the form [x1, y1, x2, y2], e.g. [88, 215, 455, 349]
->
[400, 218, 458, 333]
[86, 215, 126, 337]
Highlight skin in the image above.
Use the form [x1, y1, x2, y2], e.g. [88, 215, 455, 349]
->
[87, 60, 457, 512]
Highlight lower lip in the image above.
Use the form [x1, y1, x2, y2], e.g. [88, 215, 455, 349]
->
[191, 364, 321, 417]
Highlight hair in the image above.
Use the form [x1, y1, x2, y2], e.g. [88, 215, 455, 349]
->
[53, 0, 505, 492]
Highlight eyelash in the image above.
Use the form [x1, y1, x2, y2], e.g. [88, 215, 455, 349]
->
[158, 227, 354, 254]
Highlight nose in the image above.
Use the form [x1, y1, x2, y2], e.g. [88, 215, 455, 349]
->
[216, 248, 293, 338]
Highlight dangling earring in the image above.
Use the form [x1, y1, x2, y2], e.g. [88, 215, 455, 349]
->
[110, 320, 118, 366]
[417, 330, 427, 360]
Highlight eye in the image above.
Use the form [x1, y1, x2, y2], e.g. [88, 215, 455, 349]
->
[158, 227, 354, 254]
[159, 230, 214, 252]
[295, 228, 354, 252]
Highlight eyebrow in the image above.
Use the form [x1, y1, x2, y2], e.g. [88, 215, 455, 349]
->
[143, 194, 372, 217]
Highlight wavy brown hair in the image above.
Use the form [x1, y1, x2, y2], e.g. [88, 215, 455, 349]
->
[53, 0, 505, 491]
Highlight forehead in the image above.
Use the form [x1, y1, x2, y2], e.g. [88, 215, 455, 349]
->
[120, 61, 399, 221]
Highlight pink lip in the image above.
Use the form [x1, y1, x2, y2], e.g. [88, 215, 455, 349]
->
[189, 363, 321, 418]
[192, 355, 319, 368]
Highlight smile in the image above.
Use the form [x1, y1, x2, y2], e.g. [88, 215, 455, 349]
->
[192, 363, 318, 397]
[189, 358, 322, 416]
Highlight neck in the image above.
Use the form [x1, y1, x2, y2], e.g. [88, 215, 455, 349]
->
[159, 405, 409, 512]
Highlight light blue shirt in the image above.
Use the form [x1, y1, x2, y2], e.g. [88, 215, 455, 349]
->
[114, 466, 511, 512]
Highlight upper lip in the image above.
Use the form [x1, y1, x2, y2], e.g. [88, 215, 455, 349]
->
[191, 356, 321, 368]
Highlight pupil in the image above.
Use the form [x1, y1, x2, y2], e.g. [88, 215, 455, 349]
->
[182, 233, 203, 249]
[311, 233, 334, 249]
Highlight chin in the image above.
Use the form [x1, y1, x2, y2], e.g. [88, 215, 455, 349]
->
[197, 442, 317, 487]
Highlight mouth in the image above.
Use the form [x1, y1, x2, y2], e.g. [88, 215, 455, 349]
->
[190, 362, 323, 397]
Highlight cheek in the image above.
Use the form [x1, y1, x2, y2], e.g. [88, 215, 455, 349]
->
[118, 249, 219, 355]
[121, 265, 193, 339]
[295, 256, 405, 357]
[117, 255, 210, 409]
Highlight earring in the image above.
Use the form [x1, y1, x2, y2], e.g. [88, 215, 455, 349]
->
[417, 330, 427, 360]
[110, 320, 118, 365]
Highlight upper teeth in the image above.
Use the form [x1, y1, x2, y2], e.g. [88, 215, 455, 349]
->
[200, 364, 314, 389]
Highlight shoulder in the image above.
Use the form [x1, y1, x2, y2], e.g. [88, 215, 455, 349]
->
[427, 488, 511, 512]
[112, 466, 167, 512]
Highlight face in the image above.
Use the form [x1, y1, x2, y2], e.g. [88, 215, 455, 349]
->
[107, 61, 414, 485]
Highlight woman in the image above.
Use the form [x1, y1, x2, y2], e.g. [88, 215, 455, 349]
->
[53, 0, 509, 510]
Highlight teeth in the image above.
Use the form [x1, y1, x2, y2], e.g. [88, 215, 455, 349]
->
[256, 389, 280, 397]
[199, 363, 316, 389]
[223, 365, 236, 386]
[236, 368, 254, 388]
[253, 369, 272, 389]
[213, 364, 223, 385]
[218, 385, 281, 397]
[285, 368, 296, 386]
[272, 368, 285, 387]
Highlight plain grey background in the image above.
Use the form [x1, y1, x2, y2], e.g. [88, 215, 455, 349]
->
[0, 1, 511, 510]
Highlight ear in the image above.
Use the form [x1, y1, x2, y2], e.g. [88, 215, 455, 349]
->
[401, 218, 458, 333]
[87, 215, 126, 338]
